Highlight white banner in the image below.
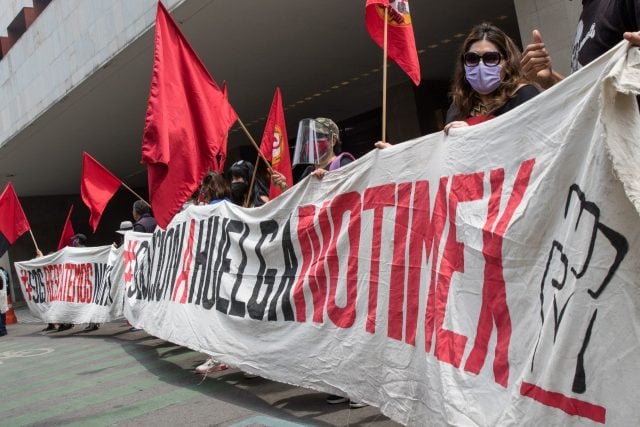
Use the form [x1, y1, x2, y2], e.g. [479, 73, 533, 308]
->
[15, 42, 640, 425]
[15, 245, 125, 323]
[122, 44, 640, 425]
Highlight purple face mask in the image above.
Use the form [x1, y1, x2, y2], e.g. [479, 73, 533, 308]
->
[464, 63, 503, 95]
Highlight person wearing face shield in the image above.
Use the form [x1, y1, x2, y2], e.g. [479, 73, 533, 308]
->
[272, 118, 355, 188]
[442, 23, 539, 134]
[274, 118, 364, 408]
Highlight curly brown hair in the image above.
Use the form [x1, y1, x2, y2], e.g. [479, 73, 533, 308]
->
[450, 22, 527, 120]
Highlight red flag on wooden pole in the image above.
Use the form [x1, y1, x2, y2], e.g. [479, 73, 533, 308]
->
[81, 152, 122, 232]
[56, 205, 75, 251]
[0, 183, 31, 257]
[365, 0, 421, 86]
[260, 88, 293, 199]
[141, 2, 238, 228]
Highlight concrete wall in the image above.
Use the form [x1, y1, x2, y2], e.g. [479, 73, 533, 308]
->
[0, 0, 32, 37]
[0, 0, 186, 148]
[514, 0, 582, 76]
[0, 0, 28, 295]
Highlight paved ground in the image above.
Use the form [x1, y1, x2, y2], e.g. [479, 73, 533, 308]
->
[0, 308, 400, 427]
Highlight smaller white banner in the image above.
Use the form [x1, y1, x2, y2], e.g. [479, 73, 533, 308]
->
[14, 245, 125, 323]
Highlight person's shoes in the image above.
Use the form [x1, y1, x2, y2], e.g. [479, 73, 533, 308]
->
[0, 331, 7, 337]
[57, 324, 73, 332]
[42, 324, 56, 331]
[84, 323, 99, 331]
[195, 358, 229, 374]
[326, 394, 349, 404]
[349, 401, 368, 409]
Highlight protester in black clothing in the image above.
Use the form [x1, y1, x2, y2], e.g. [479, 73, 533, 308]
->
[571, 0, 640, 71]
[227, 160, 269, 207]
[521, 0, 640, 89]
[132, 200, 157, 233]
[70, 233, 87, 247]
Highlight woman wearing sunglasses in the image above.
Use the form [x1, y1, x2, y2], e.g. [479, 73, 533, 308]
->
[444, 22, 539, 134]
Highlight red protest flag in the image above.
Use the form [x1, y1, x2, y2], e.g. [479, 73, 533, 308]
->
[365, 0, 421, 85]
[0, 183, 31, 257]
[260, 88, 293, 199]
[81, 152, 122, 232]
[56, 205, 75, 251]
[215, 80, 231, 172]
[141, 2, 238, 228]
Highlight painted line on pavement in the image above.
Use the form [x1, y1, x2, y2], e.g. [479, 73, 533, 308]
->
[229, 415, 314, 427]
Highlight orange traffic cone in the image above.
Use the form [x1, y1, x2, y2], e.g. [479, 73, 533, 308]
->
[5, 294, 17, 324]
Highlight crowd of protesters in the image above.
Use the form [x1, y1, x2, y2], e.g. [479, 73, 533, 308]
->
[4, 1, 640, 415]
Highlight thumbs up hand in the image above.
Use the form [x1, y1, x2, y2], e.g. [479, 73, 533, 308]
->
[521, 30, 562, 89]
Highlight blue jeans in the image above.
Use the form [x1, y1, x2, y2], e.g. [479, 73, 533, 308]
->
[0, 312, 6, 336]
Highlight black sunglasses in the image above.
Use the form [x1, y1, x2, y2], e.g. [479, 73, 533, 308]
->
[463, 51, 502, 67]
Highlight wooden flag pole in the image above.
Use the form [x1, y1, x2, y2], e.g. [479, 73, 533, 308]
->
[237, 118, 272, 171]
[244, 153, 261, 208]
[29, 229, 40, 254]
[120, 182, 150, 207]
[381, 6, 389, 144]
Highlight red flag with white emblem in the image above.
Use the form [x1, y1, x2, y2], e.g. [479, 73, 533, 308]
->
[260, 88, 293, 199]
[365, 0, 421, 85]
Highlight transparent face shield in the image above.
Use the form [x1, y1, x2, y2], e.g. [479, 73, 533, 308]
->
[292, 118, 334, 166]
